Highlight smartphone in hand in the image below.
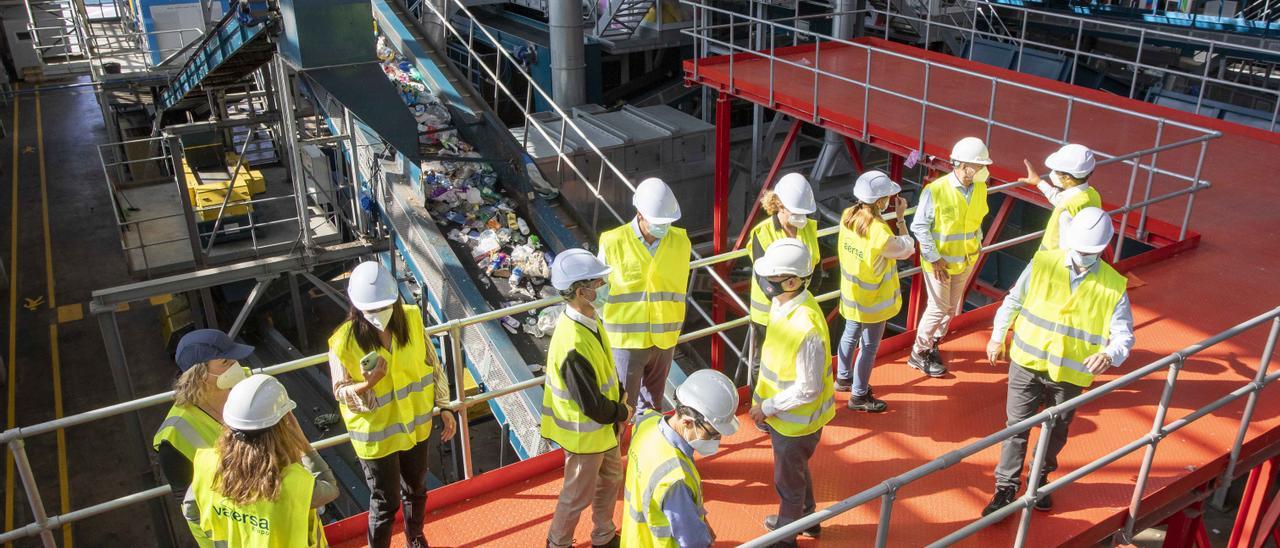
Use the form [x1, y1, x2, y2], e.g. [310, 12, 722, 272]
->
[360, 351, 380, 372]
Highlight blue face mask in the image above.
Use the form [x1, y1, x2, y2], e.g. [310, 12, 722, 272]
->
[589, 282, 610, 311]
[647, 222, 671, 239]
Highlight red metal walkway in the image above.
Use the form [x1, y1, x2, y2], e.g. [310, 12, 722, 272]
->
[325, 38, 1280, 547]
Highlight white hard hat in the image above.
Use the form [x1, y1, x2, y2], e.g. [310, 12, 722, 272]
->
[1064, 207, 1114, 254]
[950, 137, 993, 165]
[752, 238, 814, 278]
[774, 173, 817, 214]
[632, 177, 681, 224]
[676, 369, 740, 437]
[1044, 143, 1097, 178]
[348, 261, 398, 311]
[223, 374, 296, 432]
[853, 170, 902, 204]
[550, 248, 612, 291]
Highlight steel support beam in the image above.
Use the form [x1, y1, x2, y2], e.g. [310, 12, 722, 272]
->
[289, 273, 309, 350]
[300, 271, 350, 310]
[711, 94, 732, 371]
[89, 241, 386, 310]
[271, 56, 313, 251]
[228, 276, 277, 339]
[964, 193, 1015, 300]
[731, 119, 803, 253]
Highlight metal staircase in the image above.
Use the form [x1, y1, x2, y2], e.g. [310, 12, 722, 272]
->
[156, 1, 277, 113]
[594, 0, 658, 42]
[21, 0, 90, 70]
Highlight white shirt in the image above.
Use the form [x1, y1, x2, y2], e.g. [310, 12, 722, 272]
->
[760, 292, 827, 417]
[1036, 182, 1091, 242]
[990, 253, 1135, 366]
[564, 305, 598, 333]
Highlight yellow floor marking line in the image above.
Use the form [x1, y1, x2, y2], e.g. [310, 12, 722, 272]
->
[36, 89, 73, 548]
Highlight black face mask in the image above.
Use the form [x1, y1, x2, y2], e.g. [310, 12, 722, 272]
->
[756, 274, 805, 299]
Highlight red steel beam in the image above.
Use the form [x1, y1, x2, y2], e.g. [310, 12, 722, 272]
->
[729, 118, 804, 254]
[712, 94, 732, 371]
[843, 136, 865, 173]
[1229, 456, 1278, 548]
[964, 194, 1016, 300]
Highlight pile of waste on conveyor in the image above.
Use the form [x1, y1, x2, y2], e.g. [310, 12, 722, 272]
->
[376, 36, 564, 345]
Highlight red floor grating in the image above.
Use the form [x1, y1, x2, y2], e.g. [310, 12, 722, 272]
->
[328, 38, 1280, 547]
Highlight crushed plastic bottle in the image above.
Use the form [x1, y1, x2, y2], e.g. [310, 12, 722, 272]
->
[500, 316, 521, 334]
[537, 303, 566, 334]
[516, 217, 529, 235]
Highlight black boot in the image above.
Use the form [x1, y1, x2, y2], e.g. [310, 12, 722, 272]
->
[982, 485, 1018, 517]
[765, 514, 821, 538]
[908, 349, 947, 377]
[1033, 473, 1053, 511]
[847, 389, 887, 413]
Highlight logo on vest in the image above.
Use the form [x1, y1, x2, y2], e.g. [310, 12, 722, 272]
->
[213, 505, 270, 535]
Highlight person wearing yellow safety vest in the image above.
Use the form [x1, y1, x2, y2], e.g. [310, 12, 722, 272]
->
[156, 329, 255, 547]
[597, 177, 691, 418]
[835, 171, 915, 413]
[544, 249, 634, 548]
[746, 172, 820, 391]
[622, 369, 740, 548]
[1017, 144, 1103, 251]
[184, 374, 338, 548]
[327, 261, 456, 548]
[908, 136, 993, 378]
[982, 208, 1134, 517]
[747, 239, 835, 547]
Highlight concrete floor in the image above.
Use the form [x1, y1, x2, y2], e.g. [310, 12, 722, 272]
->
[1, 77, 194, 546]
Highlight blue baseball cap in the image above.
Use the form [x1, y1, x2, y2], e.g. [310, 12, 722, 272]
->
[175, 329, 255, 371]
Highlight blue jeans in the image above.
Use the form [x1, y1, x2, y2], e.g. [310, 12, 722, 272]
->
[836, 319, 887, 397]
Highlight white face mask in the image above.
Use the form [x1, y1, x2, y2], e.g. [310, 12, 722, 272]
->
[647, 222, 671, 239]
[974, 166, 990, 184]
[363, 308, 394, 332]
[1049, 171, 1067, 190]
[688, 437, 721, 457]
[214, 362, 247, 390]
[1070, 250, 1100, 269]
[786, 213, 807, 228]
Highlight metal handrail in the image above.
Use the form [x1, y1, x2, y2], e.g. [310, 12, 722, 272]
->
[744, 306, 1280, 547]
[0, 149, 1212, 542]
[883, 0, 1280, 128]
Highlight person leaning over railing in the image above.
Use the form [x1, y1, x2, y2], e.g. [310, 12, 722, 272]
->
[836, 171, 915, 413]
[543, 249, 633, 548]
[983, 208, 1135, 517]
[183, 374, 337, 547]
[155, 329, 255, 548]
[747, 239, 836, 547]
[327, 261, 456, 548]
[746, 173, 821, 395]
[1017, 144, 1103, 252]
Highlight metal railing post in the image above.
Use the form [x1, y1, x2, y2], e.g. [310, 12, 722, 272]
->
[1179, 140, 1209, 241]
[1015, 415, 1056, 547]
[9, 440, 57, 548]
[873, 489, 896, 548]
[449, 325, 474, 479]
[1212, 316, 1280, 508]
[1123, 355, 1187, 540]
[1194, 43, 1215, 115]
[1135, 120, 1165, 239]
[1113, 153, 1141, 261]
[1014, 16, 1027, 72]
[1129, 30, 1147, 100]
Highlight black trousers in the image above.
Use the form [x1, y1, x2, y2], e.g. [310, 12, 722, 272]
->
[360, 443, 431, 547]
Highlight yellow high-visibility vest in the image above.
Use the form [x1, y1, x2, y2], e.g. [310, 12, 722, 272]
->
[921, 175, 988, 275]
[599, 224, 692, 349]
[328, 304, 436, 460]
[190, 447, 328, 548]
[837, 219, 902, 324]
[154, 402, 227, 548]
[541, 313, 622, 454]
[1009, 249, 1126, 388]
[753, 295, 835, 437]
[748, 217, 820, 326]
[1041, 186, 1102, 251]
[621, 412, 703, 548]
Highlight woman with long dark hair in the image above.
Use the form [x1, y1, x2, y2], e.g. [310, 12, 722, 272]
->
[328, 261, 455, 548]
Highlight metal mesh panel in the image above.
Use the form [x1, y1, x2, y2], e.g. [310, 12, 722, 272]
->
[383, 179, 552, 458]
